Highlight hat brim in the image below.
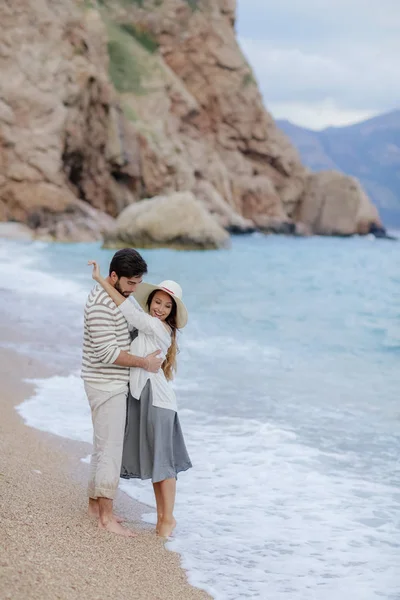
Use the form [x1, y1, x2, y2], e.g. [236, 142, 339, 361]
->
[133, 283, 188, 329]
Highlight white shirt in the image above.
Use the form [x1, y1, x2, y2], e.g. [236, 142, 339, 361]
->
[118, 298, 178, 412]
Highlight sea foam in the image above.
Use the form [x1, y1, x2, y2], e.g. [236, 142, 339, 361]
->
[17, 374, 400, 600]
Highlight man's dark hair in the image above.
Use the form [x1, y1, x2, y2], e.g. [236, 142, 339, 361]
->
[109, 248, 148, 278]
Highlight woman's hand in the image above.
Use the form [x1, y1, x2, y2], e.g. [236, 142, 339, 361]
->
[88, 260, 101, 282]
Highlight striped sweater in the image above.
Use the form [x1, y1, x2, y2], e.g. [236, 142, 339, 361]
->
[81, 285, 130, 386]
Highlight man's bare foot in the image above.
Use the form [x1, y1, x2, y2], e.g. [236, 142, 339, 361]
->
[88, 498, 124, 523]
[98, 518, 137, 537]
[88, 498, 99, 518]
[157, 517, 176, 539]
[112, 514, 125, 523]
[88, 508, 124, 523]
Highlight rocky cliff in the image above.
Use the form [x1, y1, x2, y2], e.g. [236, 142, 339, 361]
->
[0, 0, 384, 245]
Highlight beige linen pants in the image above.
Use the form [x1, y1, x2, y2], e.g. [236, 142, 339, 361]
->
[84, 382, 128, 500]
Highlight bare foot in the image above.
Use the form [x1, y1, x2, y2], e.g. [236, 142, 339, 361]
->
[88, 500, 124, 523]
[88, 498, 99, 519]
[98, 518, 137, 537]
[112, 515, 125, 524]
[157, 517, 176, 539]
[88, 507, 124, 524]
[155, 513, 163, 535]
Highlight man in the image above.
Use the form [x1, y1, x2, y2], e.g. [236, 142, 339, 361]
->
[82, 248, 162, 537]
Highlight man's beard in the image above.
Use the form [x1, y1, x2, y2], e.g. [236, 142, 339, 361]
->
[115, 279, 131, 297]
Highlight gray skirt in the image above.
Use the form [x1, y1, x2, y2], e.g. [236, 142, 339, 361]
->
[120, 380, 192, 483]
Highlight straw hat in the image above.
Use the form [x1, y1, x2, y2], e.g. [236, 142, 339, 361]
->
[133, 280, 188, 329]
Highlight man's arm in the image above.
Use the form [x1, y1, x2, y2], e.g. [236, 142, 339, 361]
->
[88, 304, 123, 364]
[87, 303, 162, 372]
[114, 350, 162, 373]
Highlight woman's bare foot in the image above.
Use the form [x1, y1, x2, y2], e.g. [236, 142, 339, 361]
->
[155, 513, 163, 534]
[157, 517, 176, 539]
[98, 518, 137, 537]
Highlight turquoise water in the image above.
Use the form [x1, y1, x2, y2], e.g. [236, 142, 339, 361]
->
[2, 234, 399, 599]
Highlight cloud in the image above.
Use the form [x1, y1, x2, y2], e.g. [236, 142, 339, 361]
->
[237, 0, 400, 43]
[239, 40, 347, 103]
[239, 38, 400, 108]
[268, 100, 378, 131]
[237, 0, 400, 129]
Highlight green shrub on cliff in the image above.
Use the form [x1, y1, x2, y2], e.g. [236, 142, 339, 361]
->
[122, 103, 138, 122]
[119, 23, 159, 53]
[242, 72, 256, 88]
[107, 24, 147, 94]
[108, 40, 142, 93]
[185, 0, 199, 10]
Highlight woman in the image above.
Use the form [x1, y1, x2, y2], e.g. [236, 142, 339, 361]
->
[89, 261, 192, 539]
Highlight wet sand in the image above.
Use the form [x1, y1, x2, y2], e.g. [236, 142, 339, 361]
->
[0, 344, 211, 600]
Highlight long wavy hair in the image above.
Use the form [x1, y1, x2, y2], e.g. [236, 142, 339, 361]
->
[147, 290, 178, 381]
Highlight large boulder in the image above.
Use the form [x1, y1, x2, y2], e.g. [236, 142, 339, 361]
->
[192, 179, 255, 234]
[231, 175, 287, 223]
[296, 171, 382, 236]
[103, 191, 230, 250]
[0, 222, 34, 240]
[33, 199, 116, 242]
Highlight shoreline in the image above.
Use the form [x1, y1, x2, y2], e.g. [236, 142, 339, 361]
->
[0, 221, 398, 246]
[0, 342, 211, 600]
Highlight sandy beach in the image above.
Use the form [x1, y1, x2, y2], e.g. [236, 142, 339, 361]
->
[0, 340, 211, 600]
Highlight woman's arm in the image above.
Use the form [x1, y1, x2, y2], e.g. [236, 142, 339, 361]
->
[88, 260, 125, 306]
[117, 297, 170, 339]
[88, 260, 170, 341]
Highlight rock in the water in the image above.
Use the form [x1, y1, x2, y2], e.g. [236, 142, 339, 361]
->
[368, 223, 397, 240]
[232, 175, 287, 224]
[33, 200, 116, 243]
[104, 191, 230, 250]
[0, 222, 34, 240]
[294, 222, 312, 237]
[193, 179, 255, 234]
[296, 171, 382, 236]
[252, 216, 295, 235]
[0, 200, 114, 243]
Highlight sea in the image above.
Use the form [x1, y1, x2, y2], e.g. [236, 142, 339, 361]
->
[1, 233, 399, 600]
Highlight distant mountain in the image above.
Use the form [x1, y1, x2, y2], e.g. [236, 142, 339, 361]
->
[277, 110, 400, 227]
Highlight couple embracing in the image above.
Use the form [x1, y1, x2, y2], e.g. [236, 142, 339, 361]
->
[81, 248, 192, 538]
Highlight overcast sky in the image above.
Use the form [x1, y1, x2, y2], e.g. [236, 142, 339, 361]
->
[237, 0, 400, 130]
